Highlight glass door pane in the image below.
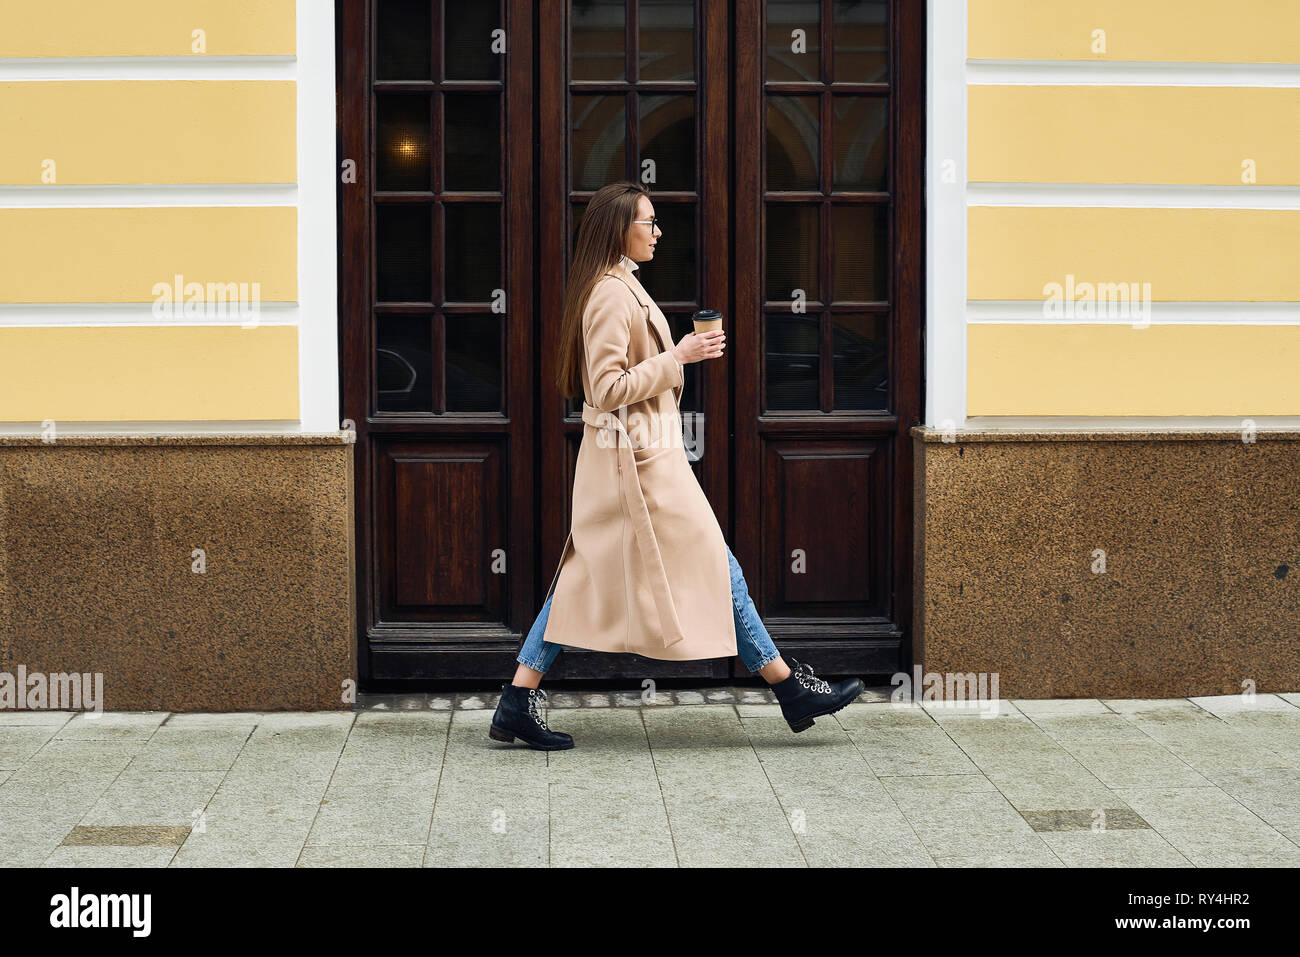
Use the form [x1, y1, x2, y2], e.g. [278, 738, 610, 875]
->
[762, 0, 890, 413]
[565, 1, 705, 420]
[373, 0, 507, 415]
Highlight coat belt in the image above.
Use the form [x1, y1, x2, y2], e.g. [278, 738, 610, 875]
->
[581, 402, 686, 649]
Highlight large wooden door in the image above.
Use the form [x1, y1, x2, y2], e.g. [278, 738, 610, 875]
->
[732, 0, 922, 676]
[341, 0, 539, 680]
[536, 0, 733, 678]
[341, 0, 921, 683]
[534, 0, 921, 679]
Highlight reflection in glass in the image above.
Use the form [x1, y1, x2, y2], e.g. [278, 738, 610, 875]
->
[445, 94, 501, 191]
[445, 0, 501, 80]
[572, 0, 626, 81]
[376, 0, 431, 80]
[664, 312, 704, 469]
[640, 0, 695, 81]
[376, 204, 432, 302]
[765, 204, 818, 303]
[377, 315, 433, 411]
[446, 316, 502, 412]
[766, 95, 819, 191]
[832, 205, 887, 301]
[636, 203, 695, 303]
[571, 94, 627, 190]
[376, 96, 431, 191]
[833, 313, 887, 409]
[765, 314, 819, 410]
[639, 95, 695, 190]
[766, 0, 820, 81]
[833, 0, 888, 83]
[833, 96, 887, 191]
[570, 201, 587, 253]
[444, 204, 501, 302]
[665, 313, 701, 413]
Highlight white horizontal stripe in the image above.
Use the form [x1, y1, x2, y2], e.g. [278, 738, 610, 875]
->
[0, 184, 298, 208]
[968, 184, 1300, 209]
[967, 302, 1300, 324]
[962, 416, 1300, 430]
[0, 304, 299, 327]
[0, 422, 312, 434]
[0, 55, 296, 80]
[967, 59, 1300, 87]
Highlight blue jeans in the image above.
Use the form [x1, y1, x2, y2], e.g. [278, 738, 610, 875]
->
[516, 543, 781, 674]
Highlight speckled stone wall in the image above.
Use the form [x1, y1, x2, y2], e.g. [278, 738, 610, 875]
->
[0, 436, 355, 711]
[912, 428, 1300, 699]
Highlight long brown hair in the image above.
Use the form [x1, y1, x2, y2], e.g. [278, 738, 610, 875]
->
[554, 180, 650, 398]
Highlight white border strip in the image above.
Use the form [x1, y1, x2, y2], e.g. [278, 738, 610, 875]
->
[963, 416, 1300, 430]
[295, 1, 339, 432]
[968, 302, 1300, 324]
[968, 59, 1300, 87]
[969, 183, 1300, 209]
[926, 0, 968, 429]
[0, 304, 299, 327]
[0, 55, 296, 80]
[0, 185, 298, 207]
[0, 421, 321, 434]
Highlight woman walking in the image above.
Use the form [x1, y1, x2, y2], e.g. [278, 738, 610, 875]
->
[491, 181, 864, 750]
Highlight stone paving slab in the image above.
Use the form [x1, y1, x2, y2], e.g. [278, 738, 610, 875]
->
[0, 726, 62, 770]
[53, 712, 169, 741]
[297, 845, 425, 868]
[43, 844, 181, 868]
[0, 691, 1295, 867]
[80, 768, 226, 828]
[0, 711, 73, 727]
[1038, 829, 1194, 868]
[1111, 786, 1300, 868]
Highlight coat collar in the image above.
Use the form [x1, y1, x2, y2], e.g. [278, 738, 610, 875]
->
[599, 256, 678, 404]
[602, 256, 652, 308]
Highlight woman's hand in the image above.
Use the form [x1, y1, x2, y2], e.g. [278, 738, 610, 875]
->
[672, 330, 725, 364]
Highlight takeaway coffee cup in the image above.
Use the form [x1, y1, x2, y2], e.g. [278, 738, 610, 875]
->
[692, 309, 723, 335]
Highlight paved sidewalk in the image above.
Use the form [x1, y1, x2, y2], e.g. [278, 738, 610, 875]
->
[2, 689, 1299, 867]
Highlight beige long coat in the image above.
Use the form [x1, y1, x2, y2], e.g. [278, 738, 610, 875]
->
[540, 256, 737, 660]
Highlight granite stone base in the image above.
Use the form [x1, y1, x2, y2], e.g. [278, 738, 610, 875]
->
[912, 428, 1300, 699]
[0, 435, 355, 711]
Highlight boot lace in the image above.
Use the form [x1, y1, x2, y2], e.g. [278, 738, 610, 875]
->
[526, 688, 551, 730]
[793, 661, 831, 694]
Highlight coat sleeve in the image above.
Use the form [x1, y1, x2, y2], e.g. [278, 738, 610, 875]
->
[583, 280, 684, 412]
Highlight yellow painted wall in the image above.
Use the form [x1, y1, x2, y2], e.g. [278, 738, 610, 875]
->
[0, 0, 296, 57]
[966, 0, 1300, 416]
[0, 326, 300, 422]
[969, 207, 1300, 302]
[0, 2, 304, 424]
[970, 86, 1300, 185]
[0, 82, 296, 186]
[969, 0, 1300, 62]
[969, 324, 1300, 416]
[0, 207, 297, 304]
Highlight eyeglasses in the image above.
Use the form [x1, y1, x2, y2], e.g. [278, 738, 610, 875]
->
[632, 217, 660, 232]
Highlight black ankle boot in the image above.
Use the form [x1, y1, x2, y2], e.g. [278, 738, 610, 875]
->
[488, 684, 574, 751]
[770, 658, 864, 733]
